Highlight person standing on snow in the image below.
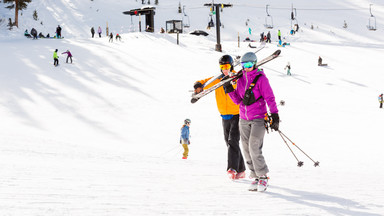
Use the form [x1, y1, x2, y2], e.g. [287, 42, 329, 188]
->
[266, 31, 271, 43]
[193, 55, 246, 180]
[53, 49, 59, 66]
[91, 27, 95, 38]
[379, 94, 383, 109]
[30, 28, 38, 39]
[97, 26, 102, 38]
[285, 62, 291, 76]
[277, 29, 281, 41]
[180, 119, 191, 159]
[260, 32, 264, 42]
[109, 32, 113, 42]
[224, 52, 280, 191]
[56, 25, 62, 38]
[61, 50, 73, 63]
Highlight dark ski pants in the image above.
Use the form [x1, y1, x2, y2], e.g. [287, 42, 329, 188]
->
[66, 56, 72, 63]
[222, 115, 246, 173]
[54, 58, 59, 66]
[380, 103, 383, 108]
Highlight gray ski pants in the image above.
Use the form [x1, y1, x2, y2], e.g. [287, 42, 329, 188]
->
[239, 118, 269, 178]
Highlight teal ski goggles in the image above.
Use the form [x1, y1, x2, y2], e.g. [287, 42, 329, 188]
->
[241, 62, 254, 69]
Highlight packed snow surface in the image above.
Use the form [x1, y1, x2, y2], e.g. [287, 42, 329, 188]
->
[0, 0, 383, 215]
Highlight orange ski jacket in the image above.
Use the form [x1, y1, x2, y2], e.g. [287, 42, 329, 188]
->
[195, 73, 239, 115]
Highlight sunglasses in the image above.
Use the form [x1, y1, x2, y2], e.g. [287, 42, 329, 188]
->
[241, 62, 254, 69]
[219, 64, 232, 70]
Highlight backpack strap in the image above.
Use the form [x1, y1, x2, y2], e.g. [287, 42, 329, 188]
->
[248, 74, 262, 90]
[247, 74, 263, 102]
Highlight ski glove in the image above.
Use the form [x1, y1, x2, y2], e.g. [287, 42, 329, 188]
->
[270, 113, 280, 131]
[223, 81, 235, 93]
[194, 82, 204, 94]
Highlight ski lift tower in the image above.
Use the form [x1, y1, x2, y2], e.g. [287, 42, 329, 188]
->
[204, 3, 233, 52]
[367, 4, 377, 31]
[264, 5, 274, 29]
[123, 6, 156, 32]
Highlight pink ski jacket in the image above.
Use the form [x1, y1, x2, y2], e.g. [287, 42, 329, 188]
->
[228, 68, 278, 120]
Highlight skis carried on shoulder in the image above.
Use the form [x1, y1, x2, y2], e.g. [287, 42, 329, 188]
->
[200, 42, 267, 89]
[191, 49, 281, 104]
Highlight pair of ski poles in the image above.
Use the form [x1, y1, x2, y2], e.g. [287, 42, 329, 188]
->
[277, 130, 320, 167]
[264, 114, 319, 167]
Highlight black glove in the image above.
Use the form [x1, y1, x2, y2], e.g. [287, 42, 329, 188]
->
[194, 82, 204, 94]
[270, 113, 279, 131]
[193, 82, 203, 89]
[223, 81, 235, 93]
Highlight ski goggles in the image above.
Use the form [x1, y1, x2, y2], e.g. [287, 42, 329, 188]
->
[219, 64, 231, 70]
[242, 62, 254, 69]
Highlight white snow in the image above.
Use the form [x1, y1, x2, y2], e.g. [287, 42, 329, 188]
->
[1, 0, 384, 215]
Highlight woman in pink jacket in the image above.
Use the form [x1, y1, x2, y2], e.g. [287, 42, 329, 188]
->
[62, 50, 73, 63]
[224, 52, 279, 192]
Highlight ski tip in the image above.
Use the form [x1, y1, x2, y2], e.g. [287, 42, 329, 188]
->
[191, 98, 199, 104]
[274, 50, 281, 56]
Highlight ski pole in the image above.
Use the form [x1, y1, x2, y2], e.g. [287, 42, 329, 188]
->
[161, 145, 180, 156]
[278, 130, 320, 167]
[278, 131, 304, 167]
[173, 147, 183, 158]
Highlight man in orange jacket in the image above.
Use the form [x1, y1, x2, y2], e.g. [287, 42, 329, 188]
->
[193, 55, 246, 180]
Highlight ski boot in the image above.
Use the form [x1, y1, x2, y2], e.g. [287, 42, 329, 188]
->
[227, 168, 237, 180]
[235, 171, 246, 179]
[257, 176, 269, 192]
[248, 178, 259, 191]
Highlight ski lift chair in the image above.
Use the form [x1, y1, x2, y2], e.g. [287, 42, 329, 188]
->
[183, 14, 190, 28]
[208, 15, 215, 28]
[367, 16, 376, 31]
[367, 4, 377, 31]
[264, 16, 274, 29]
[182, 6, 190, 28]
[264, 5, 274, 29]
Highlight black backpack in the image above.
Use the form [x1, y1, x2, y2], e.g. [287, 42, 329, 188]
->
[242, 74, 263, 106]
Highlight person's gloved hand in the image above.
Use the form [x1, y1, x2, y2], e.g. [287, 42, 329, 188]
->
[270, 113, 280, 131]
[193, 82, 203, 94]
[223, 81, 235, 93]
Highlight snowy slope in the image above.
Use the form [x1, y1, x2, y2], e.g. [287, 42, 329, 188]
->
[1, 0, 384, 215]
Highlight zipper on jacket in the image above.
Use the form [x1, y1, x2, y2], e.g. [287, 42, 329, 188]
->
[244, 71, 249, 120]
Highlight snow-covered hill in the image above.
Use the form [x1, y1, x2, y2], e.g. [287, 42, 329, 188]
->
[1, 0, 384, 215]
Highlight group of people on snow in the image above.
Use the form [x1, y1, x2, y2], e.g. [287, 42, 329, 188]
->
[24, 28, 39, 39]
[183, 51, 280, 192]
[90, 26, 103, 38]
[259, 31, 271, 43]
[24, 25, 62, 39]
[90, 26, 121, 42]
[53, 49, 73, 66]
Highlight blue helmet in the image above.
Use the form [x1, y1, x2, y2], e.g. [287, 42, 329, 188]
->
[241, 52, 257, 64]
